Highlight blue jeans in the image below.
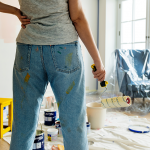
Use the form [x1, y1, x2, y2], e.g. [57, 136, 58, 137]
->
[9, 40, 89, 150]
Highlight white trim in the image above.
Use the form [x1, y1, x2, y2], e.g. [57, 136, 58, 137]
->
[146, 0, 149, 49]
[147, 0, 150, 49]
[117, 0, 121, 48]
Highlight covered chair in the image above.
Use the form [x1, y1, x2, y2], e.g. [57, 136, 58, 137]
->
[115, 49, 150, 104]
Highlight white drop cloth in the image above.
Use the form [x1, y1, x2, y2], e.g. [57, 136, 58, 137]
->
[3, 111, 150, 150]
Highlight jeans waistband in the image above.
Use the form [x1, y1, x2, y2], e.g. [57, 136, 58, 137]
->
[16, 40, 79, 46]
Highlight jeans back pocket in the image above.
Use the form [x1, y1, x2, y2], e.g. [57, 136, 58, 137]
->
[14, 42, 32, 72]
[51, 41, 80, 74]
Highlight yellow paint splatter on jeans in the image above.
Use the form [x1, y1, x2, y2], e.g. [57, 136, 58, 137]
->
[65, 53, 73, 67]
[66, 81, 75, 94]
[21, 56, 23, 60]
[57, 102, 60, 108]
[24, 73, 30, 83]
[20, 73, 30, 108]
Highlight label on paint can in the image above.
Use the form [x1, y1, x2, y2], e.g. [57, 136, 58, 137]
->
[47, 134, 57, 141]
[32, 130, 44, 150]
[44, 110, 56, 126]
[47, 128, 58, 141]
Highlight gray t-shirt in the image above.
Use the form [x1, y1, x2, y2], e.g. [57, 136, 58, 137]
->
[16, 0, 78, 45]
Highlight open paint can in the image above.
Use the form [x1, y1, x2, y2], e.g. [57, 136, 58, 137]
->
[32, 129, 44, 150]
[44, 110, 56, 126]
[47, 128, 58, 141]
[86, 102, 106, 129]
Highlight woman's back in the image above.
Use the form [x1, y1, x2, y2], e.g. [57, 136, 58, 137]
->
[16, 0, 78, 45]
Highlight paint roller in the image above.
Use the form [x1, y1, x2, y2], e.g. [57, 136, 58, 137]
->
[91, 64, 132, 108]
[91, 64, 108, 95]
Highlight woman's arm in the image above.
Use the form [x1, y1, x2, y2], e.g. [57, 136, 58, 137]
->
[68, 0, 106, 81]
[0, 2, 30, 28]
[0, 1, 17, 15]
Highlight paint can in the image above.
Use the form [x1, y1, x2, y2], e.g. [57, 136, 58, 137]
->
[32, 129, 44, 150]
[47, 128, 58, 141]
[58, 124, 62, 136]
[86, 122, 91, 134]
[44, 110, 56, 126]
[55, 121, 60, 129]
[86, 102, 106, 129]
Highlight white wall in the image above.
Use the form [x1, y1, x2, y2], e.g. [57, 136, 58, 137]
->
[98, 0, 118, 91]
[81, 0, 98, 91]
[0, 38, 16, 98]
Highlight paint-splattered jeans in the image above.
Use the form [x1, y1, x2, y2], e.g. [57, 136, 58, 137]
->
[9, 40, 89, 150]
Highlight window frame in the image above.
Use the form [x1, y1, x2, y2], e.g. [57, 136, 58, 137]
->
[146, 0, 150, 48]
[117, 0, 150, 49]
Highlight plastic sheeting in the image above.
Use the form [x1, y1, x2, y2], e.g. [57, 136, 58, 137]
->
[115, 49, 150, 99]
[86, 49, 150, 115]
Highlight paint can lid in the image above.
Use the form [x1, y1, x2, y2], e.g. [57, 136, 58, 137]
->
[44, 109, 56, 113]
[128, 125, 150, 133]
[47, 128, 58, 135]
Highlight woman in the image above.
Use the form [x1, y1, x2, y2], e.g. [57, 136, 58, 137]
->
[0, 0, 106, 150]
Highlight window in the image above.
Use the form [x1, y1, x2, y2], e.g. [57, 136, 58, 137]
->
[117, 0, 150, 49]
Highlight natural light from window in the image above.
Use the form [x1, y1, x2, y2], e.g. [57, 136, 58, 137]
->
[118, 0, 149, 50]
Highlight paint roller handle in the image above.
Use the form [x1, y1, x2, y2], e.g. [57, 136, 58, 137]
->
[91, 64, 108, 87]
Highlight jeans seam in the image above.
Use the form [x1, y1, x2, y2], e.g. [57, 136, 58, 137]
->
[50, 46, 58, 72]
[14, 44, 32, 72]
[40, 46, 47, 73]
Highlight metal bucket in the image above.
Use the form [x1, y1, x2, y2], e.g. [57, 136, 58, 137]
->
[44, 110, 56, 126]
[32, 129, 44, 150]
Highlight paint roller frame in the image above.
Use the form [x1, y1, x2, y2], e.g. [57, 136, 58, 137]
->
[91, 64, 108, 97]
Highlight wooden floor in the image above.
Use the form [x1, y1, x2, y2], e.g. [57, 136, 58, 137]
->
[0, 138, 10, 150]
[1, 112, 150, 150]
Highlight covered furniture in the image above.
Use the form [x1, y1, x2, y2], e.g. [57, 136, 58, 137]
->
[115, 49, 150, 104]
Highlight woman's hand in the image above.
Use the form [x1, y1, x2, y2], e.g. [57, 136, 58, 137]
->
[14, 8, 30, 29]
[92, 60, 106, 82]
